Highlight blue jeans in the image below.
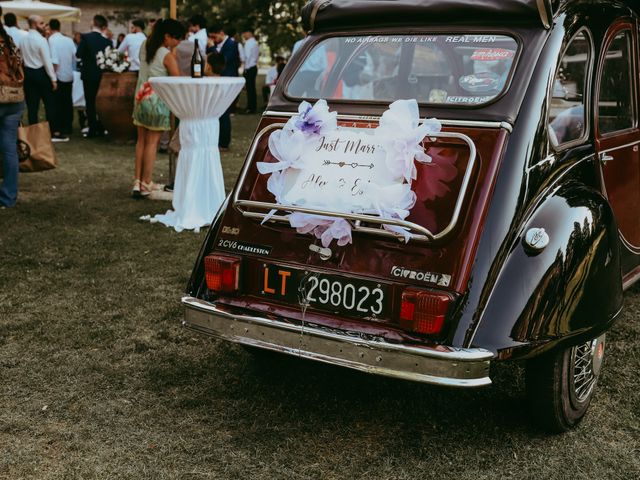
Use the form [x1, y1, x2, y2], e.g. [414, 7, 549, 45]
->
[0, 102, 25, 207]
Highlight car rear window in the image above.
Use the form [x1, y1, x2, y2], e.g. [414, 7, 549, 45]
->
[287, 34, 519, 106]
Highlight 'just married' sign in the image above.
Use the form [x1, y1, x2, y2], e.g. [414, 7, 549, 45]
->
[258, 99, 441, 247]
[280, 128, 397, 213]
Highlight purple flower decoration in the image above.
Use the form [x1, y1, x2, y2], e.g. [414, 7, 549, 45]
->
[293, 100, 337, 136]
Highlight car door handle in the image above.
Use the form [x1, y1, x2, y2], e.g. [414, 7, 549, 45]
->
[599, 152, 614, 165]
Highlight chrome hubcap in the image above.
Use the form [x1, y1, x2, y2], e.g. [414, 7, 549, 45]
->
[570, 334, 605, 403]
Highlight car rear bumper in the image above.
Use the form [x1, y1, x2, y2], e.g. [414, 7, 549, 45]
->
[182, 296, 493, 388]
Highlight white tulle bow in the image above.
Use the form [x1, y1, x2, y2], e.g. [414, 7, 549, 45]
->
[377, 99, 441, 183]
[259, 99, 441, 247]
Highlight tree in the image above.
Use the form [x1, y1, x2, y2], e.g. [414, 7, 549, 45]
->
[178, 0, 307, 55]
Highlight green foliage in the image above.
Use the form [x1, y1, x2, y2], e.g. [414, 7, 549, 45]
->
[178, 0, 307, 55]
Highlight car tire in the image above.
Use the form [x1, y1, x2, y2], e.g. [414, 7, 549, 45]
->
[525, 334, 606, 433]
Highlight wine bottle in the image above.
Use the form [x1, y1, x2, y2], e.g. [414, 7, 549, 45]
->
[191, 39, 203, 78]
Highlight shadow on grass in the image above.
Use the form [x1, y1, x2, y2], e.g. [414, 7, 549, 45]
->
[145, 341, 532, 438]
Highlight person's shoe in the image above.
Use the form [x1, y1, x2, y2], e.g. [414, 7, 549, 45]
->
[163, 183, 174, 193]
[140, 181, 163, 197]
[132, 179, 142, 199]
[52, 133, 70, 143]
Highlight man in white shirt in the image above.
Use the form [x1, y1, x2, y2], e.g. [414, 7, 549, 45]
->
[187, 15, 207, 57]
[20, 15, 57, 125]
[262, 56, 285, 108]
[241, 28, 259, 114]
[117, 19, 146, 72]
[48, 18, 76, 141]
[3, 13, 27, 48]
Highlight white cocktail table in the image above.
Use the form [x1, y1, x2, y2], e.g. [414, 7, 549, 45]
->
[146, 76, 245, 232]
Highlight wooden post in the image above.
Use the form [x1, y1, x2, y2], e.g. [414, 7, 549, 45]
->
[170, 0, 177, 19]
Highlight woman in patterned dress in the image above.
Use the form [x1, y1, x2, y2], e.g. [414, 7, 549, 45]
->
[132, 19, 186, 198]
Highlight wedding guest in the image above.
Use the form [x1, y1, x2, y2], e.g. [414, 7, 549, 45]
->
[146, 18, 157, 37]
[0, 22, 25, 208]
[175, 39, 194, 76]
[131, 19, 185, 198]
[288, 34, 327, 98]
[208, 23, 240, 150]
[223, 25, 241, 114]
[187, 15, 207, 56]
[48, 18, 76, 141]
[20, 15, 56, 125]
[76, 15, 111, 138]
[72, 32, 86, 131]
[105, 29, 115, 47]
[3, 13, 26, 48]
[117, 19, 146, 72]
[262, 55, 285, 107]
[116, 33, 125, 49]
[206, 50, 226, 77]
[241, 28, 259, 114]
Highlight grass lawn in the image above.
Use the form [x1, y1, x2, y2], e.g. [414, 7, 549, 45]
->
[1, 110, 639, 479]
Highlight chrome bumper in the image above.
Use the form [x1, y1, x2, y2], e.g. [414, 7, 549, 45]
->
[182, 296, 493, 388]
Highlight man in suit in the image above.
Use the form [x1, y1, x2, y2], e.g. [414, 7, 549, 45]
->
[76, 15, 111, 138]
[208, 23, 240, 150]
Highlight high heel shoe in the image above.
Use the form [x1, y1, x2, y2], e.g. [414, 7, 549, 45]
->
[140, 180, 160, 197]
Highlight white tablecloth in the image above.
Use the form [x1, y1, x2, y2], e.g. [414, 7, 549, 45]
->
[146, 76, 245, 232]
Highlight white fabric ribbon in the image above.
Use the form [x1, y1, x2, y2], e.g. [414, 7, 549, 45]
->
[364, 182, 418, 242]
[261, 99, 442, 247]
[377, 99, 441, 183]
[289, 213, 353, 248]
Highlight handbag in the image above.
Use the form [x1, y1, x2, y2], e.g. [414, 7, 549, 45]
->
[0, 38, 24, 103]
[0, 122, 57, 178]
[17, 122, 58, 172]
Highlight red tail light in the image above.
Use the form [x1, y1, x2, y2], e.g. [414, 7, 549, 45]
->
[204, 254, 241, 293]
[399, 288, 453, 335]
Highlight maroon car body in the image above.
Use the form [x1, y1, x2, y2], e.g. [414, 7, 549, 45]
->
[183, 0, 639, 431]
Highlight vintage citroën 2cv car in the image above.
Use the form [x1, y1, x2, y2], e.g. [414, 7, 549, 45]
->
[182, 0, 640, 432]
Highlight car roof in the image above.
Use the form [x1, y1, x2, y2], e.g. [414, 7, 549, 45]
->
[301, 0, 636, 33]
[270, 1, 637, 124]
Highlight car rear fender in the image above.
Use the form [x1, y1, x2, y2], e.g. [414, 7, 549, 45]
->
[469, 171, 622, 360]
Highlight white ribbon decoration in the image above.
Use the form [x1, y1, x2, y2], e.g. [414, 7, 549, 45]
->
[260, 99, 441, 247]
[377, 99, 442, 183]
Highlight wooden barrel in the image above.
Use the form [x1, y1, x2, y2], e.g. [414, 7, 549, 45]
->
[95, 71, 138, 142]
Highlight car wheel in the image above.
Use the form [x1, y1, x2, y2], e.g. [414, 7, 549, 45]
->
[525, 334, 606, 433]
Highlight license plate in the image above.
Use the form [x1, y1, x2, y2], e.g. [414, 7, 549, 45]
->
[261, 264, 387, 318]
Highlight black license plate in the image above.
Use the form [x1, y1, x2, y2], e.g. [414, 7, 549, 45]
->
[260, 264, 388, 318]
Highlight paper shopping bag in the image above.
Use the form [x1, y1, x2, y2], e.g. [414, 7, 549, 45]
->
[18, 121, 58, 173]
